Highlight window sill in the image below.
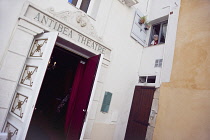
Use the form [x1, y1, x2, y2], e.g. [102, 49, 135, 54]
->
[137, 83, 157, 87]
[144, 43, 165, 48]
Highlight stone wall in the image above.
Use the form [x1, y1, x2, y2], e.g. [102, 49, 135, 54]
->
[145, 88, 160, 140]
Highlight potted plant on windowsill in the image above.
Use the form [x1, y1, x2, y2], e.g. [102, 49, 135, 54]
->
[139, 16, 146, 25]
[144, 22, 151, 30]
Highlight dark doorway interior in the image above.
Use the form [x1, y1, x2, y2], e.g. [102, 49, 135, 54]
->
[26, 46, 84, 140]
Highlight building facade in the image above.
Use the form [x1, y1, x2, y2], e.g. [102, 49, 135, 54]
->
[153, 0, 210, 140]
[0, 0, 181, 140]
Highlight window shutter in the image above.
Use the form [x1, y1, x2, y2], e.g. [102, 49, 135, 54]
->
[131, 10, 147, 46]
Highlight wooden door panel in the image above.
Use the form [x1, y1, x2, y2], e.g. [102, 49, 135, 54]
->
[126, 121, 148, 140]
[125, 86, 155, 140]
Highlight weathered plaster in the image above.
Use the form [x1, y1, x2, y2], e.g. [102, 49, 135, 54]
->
[145, 88, 160, 140]
[90, 123, 116, 140]
[153, 0, 210, 140]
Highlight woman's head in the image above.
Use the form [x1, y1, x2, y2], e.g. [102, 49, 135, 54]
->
[153, 35, 158, 41]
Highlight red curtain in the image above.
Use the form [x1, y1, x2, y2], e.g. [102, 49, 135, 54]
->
[64, 61, 85, 133]
[66, 55, 100, 140]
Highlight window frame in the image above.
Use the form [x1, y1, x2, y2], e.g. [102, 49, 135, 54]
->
[149, 20, 168, 46]
[68, 0, 100, 19]
[68, 0, 91, 14]
[154, 59, 163, 68]
[139, 76, 156, 84]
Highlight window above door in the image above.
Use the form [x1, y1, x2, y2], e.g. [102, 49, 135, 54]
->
[69, 0, 91, 13]
[68, 0, 91, 13]
[139, 76, 156, 84]
[68, 0, 101, 19]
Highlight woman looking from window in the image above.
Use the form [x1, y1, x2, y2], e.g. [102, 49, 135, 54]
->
[151, 35, 159, 46]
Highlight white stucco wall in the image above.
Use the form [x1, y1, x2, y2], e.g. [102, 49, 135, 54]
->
[0, 0, 27, 67]
[139, 45, 164, 76]
[0, 0, 144, 139]
[137, 0, 181, 84]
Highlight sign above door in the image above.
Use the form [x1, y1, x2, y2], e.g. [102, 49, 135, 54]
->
[21, 3, 111, 60]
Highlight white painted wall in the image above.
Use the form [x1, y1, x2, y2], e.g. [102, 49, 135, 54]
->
[137, 0, 181, 84]
[139, 45, 164, 75]
[0, 0, 29, 131]
[0, 0, 106, 68]
[138, 45, 164, 87]
[0, 0, 180, 139]
[84, 0, 146, 139]
[161, 0, 181, 82]
[148, 0, 171, 20]
[113, 0, 181, 139]
[0, 0, 143, 139]
[0, 0, 27, 67]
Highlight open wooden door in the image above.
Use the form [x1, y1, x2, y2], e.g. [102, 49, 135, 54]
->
[66, 54, 103, 140]
[3, 32, 58, 140]
[125, 86, 155, 140]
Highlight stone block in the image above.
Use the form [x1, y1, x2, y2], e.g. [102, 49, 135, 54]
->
[148, 113, 157, 127]
[151, 98, 159, 113]
[153, 88, 160, 99]
[91, 123, 116, 140]
[0, 79, 16, 108]
[145, 126, 154, 140]
[84, 120, 94, 139]
[94, 82, 103, 101]
[88, 101, 98, 120]
[97, 65, 108, 83]
[0, 52, 26, 82]
[8, 29, 33, 56]
[0, 108, 7, 131]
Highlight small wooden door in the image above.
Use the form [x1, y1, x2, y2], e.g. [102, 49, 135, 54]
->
[125, 86, 155, 140]
[3, 32, 58, 140]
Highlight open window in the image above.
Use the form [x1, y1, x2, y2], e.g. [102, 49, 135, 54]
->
[139, 76, 156, 83]
[68, 0, 101, 19]
[149, 20, 168, 46]
[68, 0, 91, 13]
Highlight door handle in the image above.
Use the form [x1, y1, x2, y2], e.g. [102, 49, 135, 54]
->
[83, 109, 86, 112]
